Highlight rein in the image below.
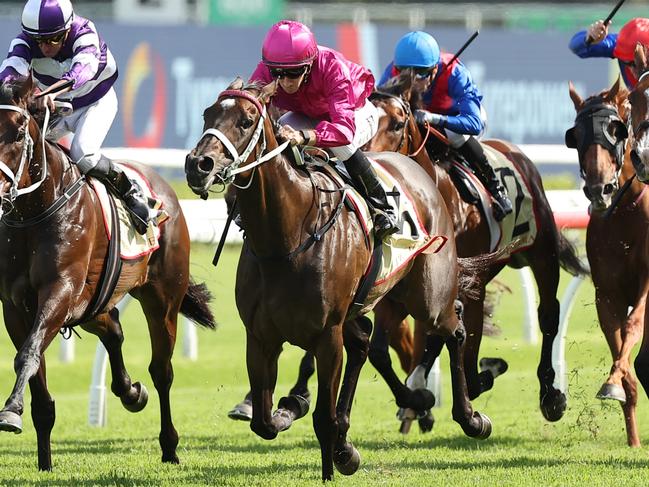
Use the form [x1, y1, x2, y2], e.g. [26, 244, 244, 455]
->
[0, 103, 85, 227]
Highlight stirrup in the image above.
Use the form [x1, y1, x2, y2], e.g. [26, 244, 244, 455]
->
[373, 210, 399, 240]
[491, 194, 513, 222]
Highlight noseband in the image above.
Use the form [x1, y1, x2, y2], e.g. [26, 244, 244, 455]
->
[197, 89, 289, 189]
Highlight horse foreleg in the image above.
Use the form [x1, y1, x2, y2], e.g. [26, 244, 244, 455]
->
[446, 321, 492, 439]
[246, 330, 281, 440]
[288, 351, 315, 399]
[313, 324, 343, 482]
[0, 297, 66, 433]
[29, 359, 55, 471]
[333, 316, 372, 476]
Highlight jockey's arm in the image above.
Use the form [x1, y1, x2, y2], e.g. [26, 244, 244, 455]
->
[569, 30, 618, 59]
[440, 66, 483, 135]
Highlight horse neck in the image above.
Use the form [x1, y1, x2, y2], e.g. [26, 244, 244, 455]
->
[236, 117, 316, 257]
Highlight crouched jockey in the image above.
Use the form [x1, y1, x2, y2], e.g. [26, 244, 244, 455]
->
[0, 0, 158, 234]
[379, 31, 513, 221]
[249, 20, 399, 239]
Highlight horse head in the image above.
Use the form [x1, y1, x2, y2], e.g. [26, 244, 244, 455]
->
[628, 43, 649, 183]
[566, 78, 629, 211]
[185, 78, 277, 196]
[363, 74, 414, 153]
[0, 76, 43, 210]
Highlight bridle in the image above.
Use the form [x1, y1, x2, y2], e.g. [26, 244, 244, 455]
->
[197, 89, 289, 190]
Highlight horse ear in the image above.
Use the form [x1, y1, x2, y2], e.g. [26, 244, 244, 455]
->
[634, 43, 647, 73]
[259, 80, 277, 104]
[228, 77, 245, 91]
[15, 74, 34, 102]
[604, 76, 621, 103]
[568, 81, 583, 110]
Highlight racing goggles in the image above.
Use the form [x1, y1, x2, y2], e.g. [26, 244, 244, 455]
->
[269, 66, 308, 79]
[396, 66, 435, 80]
[33, 32, 66, 46]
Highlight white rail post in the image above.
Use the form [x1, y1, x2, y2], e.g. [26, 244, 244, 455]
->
[59, 334, 75, 363]
[182, 317, 198, 361]
[88, 296, 132, 427]
[553, 274, 587, 394]
[520, 268, 539, 345]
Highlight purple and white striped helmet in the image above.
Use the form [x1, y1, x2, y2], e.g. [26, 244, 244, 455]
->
[21, 0, 73, 39]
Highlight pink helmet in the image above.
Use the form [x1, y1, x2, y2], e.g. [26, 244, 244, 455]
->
[262, 20, 318, 68]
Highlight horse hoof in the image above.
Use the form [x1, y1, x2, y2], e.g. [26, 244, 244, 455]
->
[228, 398, 253, 421]
[540, 390, 567, 422]
[468, 411, 492, 440]
[122, 382, 149, 413]
[479, 357, 508, 378]
[410, 388, 435, 410]
[162, 453, 180, 464]
[0, 410, 22, 434]
[277, 394, 310, 420]
[596, 383, 627, 404]
[418, 410, 435, 433]
[334, 444, 361, 476]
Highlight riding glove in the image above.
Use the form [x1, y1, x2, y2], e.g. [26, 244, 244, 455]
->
[414, 109, 447, 128]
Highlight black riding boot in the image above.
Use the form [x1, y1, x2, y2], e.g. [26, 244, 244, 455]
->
[88, 155, 155, 235]
[343, 149, 399, 239]
[458, 136, 513, 221]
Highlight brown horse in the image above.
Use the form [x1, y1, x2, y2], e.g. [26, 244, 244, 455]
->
[622, 43, 649, 432]
[566, 77, 646, 447]
[185, 79, 490, 481]
[0, 77, 216, 470]
[363, 75, 588, 424]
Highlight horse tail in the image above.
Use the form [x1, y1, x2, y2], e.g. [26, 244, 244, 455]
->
[456, 242, 518, 301]
[557, 232, 590, 277]
[180, 279, 217, 329]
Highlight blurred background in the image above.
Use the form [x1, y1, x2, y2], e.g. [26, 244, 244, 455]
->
[0, 0, 635, 179]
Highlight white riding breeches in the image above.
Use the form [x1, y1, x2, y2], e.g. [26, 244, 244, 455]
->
[278, 100, 379, 161]
[445, 105, 488, 148]
[46, 87, 118, 173]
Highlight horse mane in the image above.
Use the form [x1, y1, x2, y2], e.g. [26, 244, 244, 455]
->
[376, 72, 424, 109]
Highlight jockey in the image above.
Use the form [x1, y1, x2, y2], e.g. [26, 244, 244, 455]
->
[0, 0, 157, 234]
[249, 20, 398, 239]
[569, 17, 649, 89]
[378, 31, 513, 221]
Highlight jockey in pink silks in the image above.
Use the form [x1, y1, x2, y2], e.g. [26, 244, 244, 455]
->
[249, 20, 398, 239]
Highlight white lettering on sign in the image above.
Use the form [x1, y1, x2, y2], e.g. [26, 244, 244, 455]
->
[467, 61, 586, 144]
[171, 57, 231, 148]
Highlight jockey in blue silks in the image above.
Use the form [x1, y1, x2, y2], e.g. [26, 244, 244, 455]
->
[379, 31, 512, 221]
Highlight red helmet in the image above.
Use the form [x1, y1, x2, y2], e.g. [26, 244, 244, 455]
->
[262, 20, 318, 68]
[613, 18, 649, 62]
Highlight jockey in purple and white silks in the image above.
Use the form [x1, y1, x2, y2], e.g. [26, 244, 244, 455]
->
[249, 20, 398, 239]
[379, 31, 512, 221]
[0, 0, 156, 234]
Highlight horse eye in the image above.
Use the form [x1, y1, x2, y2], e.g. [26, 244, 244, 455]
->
[392, 122, 405, 132]
[240, 118, 254, 129]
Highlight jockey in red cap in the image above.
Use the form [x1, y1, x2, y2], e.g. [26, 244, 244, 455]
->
[570, 17, 649, 89]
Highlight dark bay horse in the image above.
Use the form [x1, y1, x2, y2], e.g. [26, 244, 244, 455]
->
[0, 77, 216, 470]
[566, 78, 646, 447]
[621, 43, 649, 431]
[363, 76, 588, 424]
[185, 79, 490, 481]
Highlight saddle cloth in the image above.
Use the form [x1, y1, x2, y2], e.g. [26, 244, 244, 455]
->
[89, 163, 167, 260]
[451, 143, 538, 259]
[344, 159, 449, 285]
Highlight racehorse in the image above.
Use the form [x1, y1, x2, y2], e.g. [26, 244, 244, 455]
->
[621, 43, 649, 422]
[566, 77, 646, 447]
[0, 76, 216, 470]
[362, 74, 588, 424]
[185, 78, 491, 481]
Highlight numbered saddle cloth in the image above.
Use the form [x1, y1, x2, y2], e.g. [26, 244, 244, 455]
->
[452, 142, 538, 259]
[90, 163, 168, 259]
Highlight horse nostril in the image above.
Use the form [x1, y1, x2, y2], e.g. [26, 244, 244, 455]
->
[603, 183, 614, 195]
[198, 156, 215, 174]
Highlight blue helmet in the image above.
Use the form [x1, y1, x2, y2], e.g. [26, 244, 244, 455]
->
[394, 31, 440, 68]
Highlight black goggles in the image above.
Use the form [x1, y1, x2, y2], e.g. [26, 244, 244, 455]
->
[33, 32, 66, 45]
[395, 66, 434, 80]
[269, 67, 307, 79]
